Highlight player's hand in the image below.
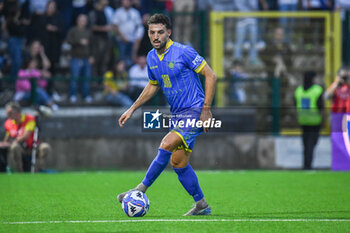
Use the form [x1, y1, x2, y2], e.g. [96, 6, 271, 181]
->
[200, 107, 213, 133]
[118, 108, 134, 128]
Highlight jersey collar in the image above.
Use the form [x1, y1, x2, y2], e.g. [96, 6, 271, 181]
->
[156, 39, 173, 62]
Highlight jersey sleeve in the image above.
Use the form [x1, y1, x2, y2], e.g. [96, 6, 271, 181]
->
[182, 46, 207, 73]
[147, 55, 158, 85]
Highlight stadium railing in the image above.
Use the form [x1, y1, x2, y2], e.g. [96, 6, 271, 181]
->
[210, 11, 342, 135]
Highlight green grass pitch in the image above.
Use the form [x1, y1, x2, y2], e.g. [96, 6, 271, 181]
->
[1, 170, 350, 233]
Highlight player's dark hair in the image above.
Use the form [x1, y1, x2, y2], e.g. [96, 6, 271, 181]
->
[5, 102, 21, 113]
[147, 14, 171, 29]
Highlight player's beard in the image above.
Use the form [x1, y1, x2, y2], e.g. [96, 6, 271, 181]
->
[153, 39, 167, 53]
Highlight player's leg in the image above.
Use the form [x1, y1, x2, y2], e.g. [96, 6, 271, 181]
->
[171, 149, 211, 216]
[117, 131, 182, 203]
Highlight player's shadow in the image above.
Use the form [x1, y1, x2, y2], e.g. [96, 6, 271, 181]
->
[214, 210, 350, 218]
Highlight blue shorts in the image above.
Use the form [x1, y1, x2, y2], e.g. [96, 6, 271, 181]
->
[170, 108, 203, 152]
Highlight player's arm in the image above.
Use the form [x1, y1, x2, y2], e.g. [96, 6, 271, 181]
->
[198, 64, 217, 132]
[118, 83, 160, 127]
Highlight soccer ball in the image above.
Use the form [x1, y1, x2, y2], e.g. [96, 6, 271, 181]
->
[122, 190, 150, 217]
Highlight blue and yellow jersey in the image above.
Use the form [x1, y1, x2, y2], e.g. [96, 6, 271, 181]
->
[147, 39, 206, 114]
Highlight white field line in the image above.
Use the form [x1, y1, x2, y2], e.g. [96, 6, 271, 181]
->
[3, 219, 350, 225]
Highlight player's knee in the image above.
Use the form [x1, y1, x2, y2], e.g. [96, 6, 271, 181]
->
[170, 156, 188, 168]
[159, 140, 174, 152]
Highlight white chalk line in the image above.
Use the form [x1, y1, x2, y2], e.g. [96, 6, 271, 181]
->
[3, 219, 350, 225]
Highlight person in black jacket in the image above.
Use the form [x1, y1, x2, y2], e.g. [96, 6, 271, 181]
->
[4, 0, 29, 77]
[42, 1, 64, 75]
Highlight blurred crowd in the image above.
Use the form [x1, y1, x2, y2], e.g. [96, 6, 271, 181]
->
[0, 0, 349, 110]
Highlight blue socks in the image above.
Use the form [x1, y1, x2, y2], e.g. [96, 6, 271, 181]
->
[142, 148, 204, 203]
[173, 164, 204, 202]
[142, 148, 172, 187]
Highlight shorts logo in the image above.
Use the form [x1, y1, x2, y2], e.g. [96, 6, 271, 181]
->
[143, 110, 162, 129]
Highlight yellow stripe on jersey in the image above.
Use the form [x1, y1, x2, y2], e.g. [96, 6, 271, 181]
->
[149, 79, 158, 85]
[194, 60, 207, 73]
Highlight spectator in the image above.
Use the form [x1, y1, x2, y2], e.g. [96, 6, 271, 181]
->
[303, 0, 333, 46]
[294, 71, 324, 170]
[55, 0, 73, 36]
[72, 0, 87, 25]
[335, 0, 350, 17]
[327, 66, 350, 168]
[112, 0, 143, 67]
[140, 0, 168, 16]
[128, 55, 148, 100]
[325, 66, 350, 113]
[132, 13, 153, 60]
[28, 0, 49, 43]
[24, 40, 52, 94]
[261, 27, 293, 78]
[29, 0, 50, 14]
[227, 60, 248, 104]
[172, 0, 196, 44]
[233, 0, 267, 66]
[303, 0, 333, 10]
[14, 58, 58, 110]
[4, 2, 27, 77]
[2, 102, 51, 172]
[89, 0, 111, 77]
[261, 27, 293, 122]
[207, 0, 236, 52]
[208, 0, 236, 11]
[266, 0, 278, 10]
[104, 0, 114, 24]
[103, 59, 133, 107]
[66, 14, 93, 103]
[42, 0, 64, 76]
[278, 0, 299, 42]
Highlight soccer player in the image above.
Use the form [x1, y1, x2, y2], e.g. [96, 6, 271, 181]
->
[117, 14, 217, 215]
